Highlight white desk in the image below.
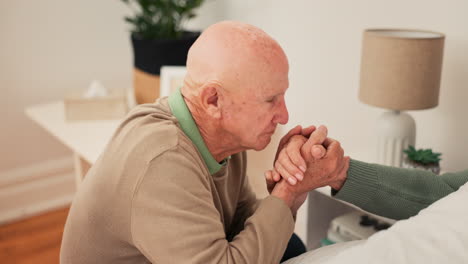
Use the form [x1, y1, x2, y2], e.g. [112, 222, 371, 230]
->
[25, 101, 122, 186]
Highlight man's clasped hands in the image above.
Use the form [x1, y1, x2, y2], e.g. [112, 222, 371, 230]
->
[265, 125, 350, 213]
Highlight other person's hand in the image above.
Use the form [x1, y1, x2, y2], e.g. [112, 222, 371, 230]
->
[298, 137, 350, 192]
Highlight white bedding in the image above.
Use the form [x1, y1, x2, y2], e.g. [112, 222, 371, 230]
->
[284, 182, 468, 264]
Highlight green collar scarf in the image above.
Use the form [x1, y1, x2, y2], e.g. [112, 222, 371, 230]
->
[168, 88, 228, 174]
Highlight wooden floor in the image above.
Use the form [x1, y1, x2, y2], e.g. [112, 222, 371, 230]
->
[0, 207, 69, 264]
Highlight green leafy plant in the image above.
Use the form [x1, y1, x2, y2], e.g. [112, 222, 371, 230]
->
[403, 145, 442, 165]
[121, 0, 205, 40]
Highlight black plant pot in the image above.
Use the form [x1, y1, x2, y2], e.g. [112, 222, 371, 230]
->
[131, 31, 200, 75]
[131, 31, 200, 104]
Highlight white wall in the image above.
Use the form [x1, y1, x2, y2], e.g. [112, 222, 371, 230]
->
[0, 0, 224, 173]
[225, 0, 468, 174]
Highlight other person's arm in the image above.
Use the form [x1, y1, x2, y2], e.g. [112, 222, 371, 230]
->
[272, 133, 468, 220]
[334, 159, 468, 220]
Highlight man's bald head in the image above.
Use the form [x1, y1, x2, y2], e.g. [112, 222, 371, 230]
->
[183, 21, 289, 97]
[181, 21, 290, 157]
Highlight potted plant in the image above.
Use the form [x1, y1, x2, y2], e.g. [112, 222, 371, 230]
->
[121, 0, 205, 104]
[402, 145, 442, 174]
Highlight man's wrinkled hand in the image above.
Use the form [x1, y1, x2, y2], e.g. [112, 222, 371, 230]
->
[266, 134, 350, 194]
[270, 126, 328, 186]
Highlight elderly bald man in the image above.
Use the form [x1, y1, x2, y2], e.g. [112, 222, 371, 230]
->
[60, 21, 346, 263]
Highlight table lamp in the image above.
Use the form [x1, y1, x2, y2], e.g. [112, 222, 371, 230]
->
[359, 29, 445, 167]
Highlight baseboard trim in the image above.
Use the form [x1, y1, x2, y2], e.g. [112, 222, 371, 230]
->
[0, 156, 74, 188]
[0, 193, 74, 225]
[0, 157, 76, 225]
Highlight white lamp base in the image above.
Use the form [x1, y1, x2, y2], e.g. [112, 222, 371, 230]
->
[376, 111, 416, 167]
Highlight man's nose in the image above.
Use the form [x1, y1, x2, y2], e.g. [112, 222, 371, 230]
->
[274, 98, 289, 125]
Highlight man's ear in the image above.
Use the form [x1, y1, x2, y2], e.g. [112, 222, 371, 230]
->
[200, 84, 222, 119]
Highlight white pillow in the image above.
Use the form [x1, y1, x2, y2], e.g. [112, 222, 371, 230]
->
[284, 182, 468, 264]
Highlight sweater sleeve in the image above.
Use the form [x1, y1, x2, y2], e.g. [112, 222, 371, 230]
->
[334, 159, 468, 220]
[228, 152, 261, 240]
[131, 146, 295, 264]
[227, 178, 260, 239]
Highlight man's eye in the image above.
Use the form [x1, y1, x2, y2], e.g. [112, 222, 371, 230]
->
[266, 98, 275, 103]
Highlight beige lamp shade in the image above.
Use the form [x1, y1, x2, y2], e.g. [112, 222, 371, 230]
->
[359, 29, 445, 110]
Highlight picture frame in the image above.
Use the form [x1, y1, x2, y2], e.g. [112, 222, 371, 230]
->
[160, 66, 187, 97]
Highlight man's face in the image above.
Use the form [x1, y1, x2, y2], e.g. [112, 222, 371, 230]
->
[220, 74, 289, 151]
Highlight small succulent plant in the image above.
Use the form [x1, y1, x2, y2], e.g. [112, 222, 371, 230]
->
[403, 145, 442, 165]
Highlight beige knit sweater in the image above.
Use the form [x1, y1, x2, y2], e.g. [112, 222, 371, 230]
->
[60, 94, 295, 264]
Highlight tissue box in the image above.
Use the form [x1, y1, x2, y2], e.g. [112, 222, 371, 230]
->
[64, 89, 128, 121]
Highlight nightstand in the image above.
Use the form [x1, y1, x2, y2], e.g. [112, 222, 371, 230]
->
[306, 187, 395, 249]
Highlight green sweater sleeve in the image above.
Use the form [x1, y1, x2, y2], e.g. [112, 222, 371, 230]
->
[334, 159, 468, 220]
